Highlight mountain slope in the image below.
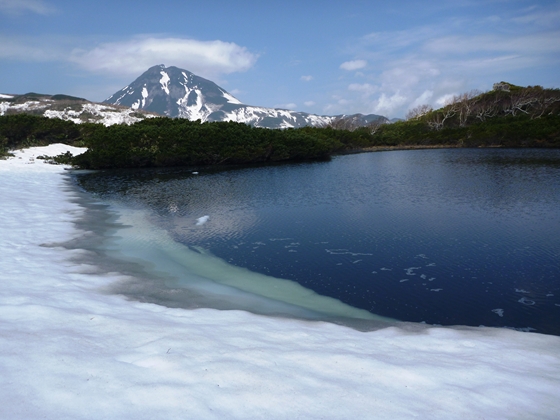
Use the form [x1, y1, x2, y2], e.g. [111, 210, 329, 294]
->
[104, 64, 242, 121]
[0, 93, 158, 125]
[104, 65, 387, 129]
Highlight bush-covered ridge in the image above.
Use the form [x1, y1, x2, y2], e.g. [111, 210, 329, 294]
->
[346, 82, 560, 148]
[1, 83, 559, 168]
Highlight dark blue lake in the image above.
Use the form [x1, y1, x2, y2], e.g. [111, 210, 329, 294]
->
[76, 148, 560, 335]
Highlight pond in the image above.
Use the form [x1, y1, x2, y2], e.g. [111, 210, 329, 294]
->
[75, 148, 560, 335]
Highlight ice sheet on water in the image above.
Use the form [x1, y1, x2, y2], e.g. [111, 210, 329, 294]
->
[104, 206, 390, 323]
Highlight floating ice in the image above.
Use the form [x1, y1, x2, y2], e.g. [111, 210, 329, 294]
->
[285, 242, 299, 248]
[518, 297, 536, 306]
[326, 249, 373, 256]
[492, 309, 505, 317]
[195, 215, 209, 225]
[405, 267, 421, 275]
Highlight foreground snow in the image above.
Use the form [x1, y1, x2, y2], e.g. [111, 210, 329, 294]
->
[1, 145, 559, 419]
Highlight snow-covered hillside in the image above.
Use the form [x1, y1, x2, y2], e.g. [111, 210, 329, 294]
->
[0, 93, 158, 126]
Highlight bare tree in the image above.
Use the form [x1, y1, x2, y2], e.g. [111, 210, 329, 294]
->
[502, 88, 539, 116]
[474, 100, 498, 122]
[405, 104, 433, 121]
[427, 102, 457, 130]
[366, 120, 385, 135]
[529, 86, 560, 119]
[452, 90, 481, 127]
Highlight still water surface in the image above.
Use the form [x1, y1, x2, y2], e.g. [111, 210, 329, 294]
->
[76, 148, 560, 334]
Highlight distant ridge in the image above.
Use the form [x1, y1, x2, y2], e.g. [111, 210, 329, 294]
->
[0, 92, 159, 126]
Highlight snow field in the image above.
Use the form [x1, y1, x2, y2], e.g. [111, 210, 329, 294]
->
[1, 145, 560, 419]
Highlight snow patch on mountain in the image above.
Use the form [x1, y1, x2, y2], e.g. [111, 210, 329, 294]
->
[0, 102, 11, 115]
[222, 90, 242, 105]
[43, 103, 155, 126]
[160, 71, 170, 95]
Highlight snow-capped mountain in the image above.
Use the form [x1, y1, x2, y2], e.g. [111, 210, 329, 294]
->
[104, 65, 241, 122]
[104, 65, 387, 129]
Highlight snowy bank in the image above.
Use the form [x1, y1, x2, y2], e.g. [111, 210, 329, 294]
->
[1, 145, 559, 419]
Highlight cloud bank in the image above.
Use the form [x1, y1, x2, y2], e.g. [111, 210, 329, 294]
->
[70, 37, 258, 78]
[328, 3, 560, 118]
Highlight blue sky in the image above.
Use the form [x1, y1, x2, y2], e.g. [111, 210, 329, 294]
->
[1, 0, 559, 118]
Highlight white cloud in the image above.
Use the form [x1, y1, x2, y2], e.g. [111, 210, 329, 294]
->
[69, 37, 258, 78]
[0, 35, 66, 61]
[435, 93, 456, 107]
[304, 101, 315, 107]
[301, 75, 313, 82]
[373, 92, 407, 115]
[348, 83, 378, 96]
[340, 60, 367, 71]
[512, 6, 560, 27]
[410, 90, 434, 108]
[0, 0, 54, 15]
[423, 32, 560, 56]
[274, 103, 298, 110]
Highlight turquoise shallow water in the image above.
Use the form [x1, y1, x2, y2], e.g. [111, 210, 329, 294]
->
[75, 148, 560, 335]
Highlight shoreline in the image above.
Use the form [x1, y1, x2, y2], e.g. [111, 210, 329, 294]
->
[1, 145, 560, 419]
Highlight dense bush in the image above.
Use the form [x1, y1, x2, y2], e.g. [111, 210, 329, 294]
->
[0, 114, 95, 155]
[71, 118, 342, 169]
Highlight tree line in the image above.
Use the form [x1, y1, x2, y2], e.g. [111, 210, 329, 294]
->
[1, 82, 559, 168]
